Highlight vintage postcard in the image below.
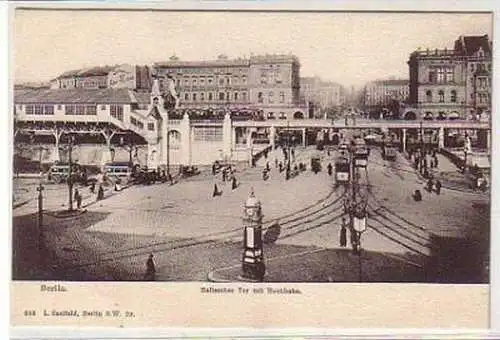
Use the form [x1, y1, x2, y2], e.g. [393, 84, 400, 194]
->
[9, 4, 493, 333]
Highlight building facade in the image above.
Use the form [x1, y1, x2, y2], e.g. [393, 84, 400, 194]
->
[363, 79, 409, 115]
[406, 35, 492, 120]
[299, 76, 346, 118]
[153, 54, 305, 119]
[50, 64, 152, 91]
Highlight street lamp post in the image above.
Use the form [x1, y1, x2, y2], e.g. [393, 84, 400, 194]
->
[60, 134, 76, 211]
[345, 143, 368, 282]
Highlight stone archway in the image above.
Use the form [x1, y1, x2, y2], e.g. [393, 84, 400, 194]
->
[293, 111, 304, 119]
[404, 111, 417, 120]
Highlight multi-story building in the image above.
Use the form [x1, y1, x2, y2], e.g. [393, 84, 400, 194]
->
[363, 79, 409, 115]
[406, 34, 492, 120]
[50, 64, 152, 91]
[153, 54, 305, 119]
[299, 76, 346, 118]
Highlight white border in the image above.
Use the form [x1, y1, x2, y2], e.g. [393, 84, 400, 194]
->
[5, 0, 500, 338]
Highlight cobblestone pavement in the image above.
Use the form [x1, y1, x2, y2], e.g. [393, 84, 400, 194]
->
[12, 145, 489, 282]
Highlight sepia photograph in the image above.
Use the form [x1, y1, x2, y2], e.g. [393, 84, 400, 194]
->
[10, 8, 492, 289]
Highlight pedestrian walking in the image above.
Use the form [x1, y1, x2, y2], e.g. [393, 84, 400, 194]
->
[340, 217, 347, 247]
[97, 184, 104, 201]
[212, 183, 222, 197]
[74, 188, 82, 210]
[275, 157, 278, 168]
[232, 176, 238, 190]
[426, 179, 433, 192]
[350, 226, 358, 251]
[144, 254, 156, 281]
[327, 163, 333, 176]
[90, 182, 96, 193]
[266, 161, 270, 172]
[434, 157, 439, 168]
[291, 148, 295, 161]
[435, 180, 442, 195]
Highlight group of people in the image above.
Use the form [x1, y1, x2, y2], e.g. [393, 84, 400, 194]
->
[212, 161, 238, 197]
[409, 148, 439, 179]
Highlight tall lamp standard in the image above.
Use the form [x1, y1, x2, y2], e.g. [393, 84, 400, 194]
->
[60, 134, 76, 211]
[345, 143, 368, 282]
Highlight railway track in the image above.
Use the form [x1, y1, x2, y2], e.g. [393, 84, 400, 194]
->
[361, 166, 431, 258]
[60, 182, 347, 270]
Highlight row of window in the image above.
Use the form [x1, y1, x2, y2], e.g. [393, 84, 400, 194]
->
[183, 91, 248, 102]
[425, 90, 457, 103]
[25, 105, 54, 115]
[110, 104, 124, 121]
[475, 77, 489, 89]
[65, 105, 97, 115]
[470, 63, 491, 72]
[193, 126, 223, 142]
[130, 116, 144, 129]
[428, 67, 454, 84]
[257, 91, 286, 104]
[476, 93, 491, 104]
[176, 75, 248, 87]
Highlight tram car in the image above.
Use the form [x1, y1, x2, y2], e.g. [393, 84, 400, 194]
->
[382, 143, 398, 161]
[353, 138, 369, 168]
[334, 156, 350, 186]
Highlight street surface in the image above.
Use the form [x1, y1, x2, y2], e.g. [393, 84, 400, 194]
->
[12, 145, 489, 283]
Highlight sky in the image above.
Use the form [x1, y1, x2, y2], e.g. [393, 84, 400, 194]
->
[13, 9, 492, 88]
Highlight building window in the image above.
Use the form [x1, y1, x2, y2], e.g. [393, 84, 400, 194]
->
[470, 64, 475, 72]
[226, 77, 230, 85]
[101, 105, 106, 110]
[192, 78, 197, 86]
[234, 92, 238, 101]
[200, 92, 205, 101]
[471, 93, 474, 99]
[26, 105, 33, 115]
[219, 78, 224, 86]
[208, 92, 213, 101]
[85, 105, 97, 115]
[184, 78, 190, 85]
[148, 122, 155, 131]
[65, 105, 74, 115]
[226, 93, 230, 102]
[44, 105, 54, 115]
[57, 105, 62, 110]
[426, 90, 432, 102]
[242, 76, 247, 84]
[258, 92, 263, 103]
[130, 116, 144, 129]
[279, 92, 285, 103]
[233, 76, 239, 84]
[450, 90, 457, 103]
[208, 78, 213, 85]
[438, 90, 444, 103]
[110, 104, 124, 121]
[76, 105, 85, 115]
[219, 92, 225, 101]
[446, 68, 454, 82]
[200, 78, 205, 85]
[34, 105, 44, 115]
[185, 93, 190, 101]
[193, 126, 223, 142]
[268, 91, 274, 103]
[242, 92, 247, 102]
[260, 71, 267, 84]
[428, 71, 436, 83]
[193, 93, 197, 101]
